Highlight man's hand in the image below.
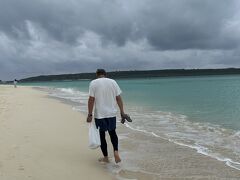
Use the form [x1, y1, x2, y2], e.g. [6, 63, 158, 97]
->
[121, 113, 132, 124]
[86, 114, 93, 123]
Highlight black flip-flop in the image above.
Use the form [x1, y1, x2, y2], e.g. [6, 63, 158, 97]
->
[121, 114, 132, 124]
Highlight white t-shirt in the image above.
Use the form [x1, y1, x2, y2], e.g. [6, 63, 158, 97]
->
[89, 78, 122, 119]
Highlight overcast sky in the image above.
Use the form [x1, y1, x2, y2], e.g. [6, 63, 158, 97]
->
[1, 0, 240, 80]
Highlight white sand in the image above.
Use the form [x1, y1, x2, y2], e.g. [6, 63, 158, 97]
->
[0, 86, 114, 180]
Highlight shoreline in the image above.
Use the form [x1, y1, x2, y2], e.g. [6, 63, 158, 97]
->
[117, 125, 240, 179]
[1, 85, 240, 179]
[37, 85, 240, 179]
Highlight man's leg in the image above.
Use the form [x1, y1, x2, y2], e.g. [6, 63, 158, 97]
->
[108, 129, 121, 163]
[99, 130, 109, 162]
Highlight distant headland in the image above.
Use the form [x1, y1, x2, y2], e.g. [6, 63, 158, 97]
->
[2, 68, 240, 83]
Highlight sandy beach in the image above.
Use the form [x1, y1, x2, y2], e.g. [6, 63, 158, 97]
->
[0, 85, 114, 180]
[1, 85, 240, 180]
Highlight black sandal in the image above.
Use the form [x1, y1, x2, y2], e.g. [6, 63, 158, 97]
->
[121, 114, 132, 124]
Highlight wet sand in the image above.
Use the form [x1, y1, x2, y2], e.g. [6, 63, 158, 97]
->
[117, 124, 240, 180]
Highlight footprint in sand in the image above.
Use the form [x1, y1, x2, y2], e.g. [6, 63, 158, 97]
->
[18, 165, 25, 171]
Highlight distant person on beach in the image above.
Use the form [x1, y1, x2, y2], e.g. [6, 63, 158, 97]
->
[87, 69, 125, 163]
[13, 79, 18, 88]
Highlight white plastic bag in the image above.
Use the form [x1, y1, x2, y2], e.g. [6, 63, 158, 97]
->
[88, 122, 101, 149]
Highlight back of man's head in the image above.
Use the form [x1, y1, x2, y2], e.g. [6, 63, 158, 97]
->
[96, 69, 107, 77]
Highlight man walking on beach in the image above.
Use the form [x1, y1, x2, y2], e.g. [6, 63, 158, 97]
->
[87, 69, 125, 163]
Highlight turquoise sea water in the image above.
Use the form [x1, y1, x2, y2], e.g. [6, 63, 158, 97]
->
[21, 75, 240, 170]
[120, 76, 240, 130]
[22, 75, 240, 130]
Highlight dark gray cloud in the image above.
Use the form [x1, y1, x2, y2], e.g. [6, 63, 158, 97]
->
[0, 0, 240, 80]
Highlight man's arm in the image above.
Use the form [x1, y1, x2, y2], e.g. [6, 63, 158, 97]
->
[116, 95, 125, 116]
[87, 96, 95, 122]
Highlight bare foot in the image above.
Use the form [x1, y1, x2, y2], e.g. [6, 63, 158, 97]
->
[98, 157, 109, 163]
[114, 151, 121, 163]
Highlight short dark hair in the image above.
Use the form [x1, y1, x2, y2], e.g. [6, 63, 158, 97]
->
[96, 69, 106, 76]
